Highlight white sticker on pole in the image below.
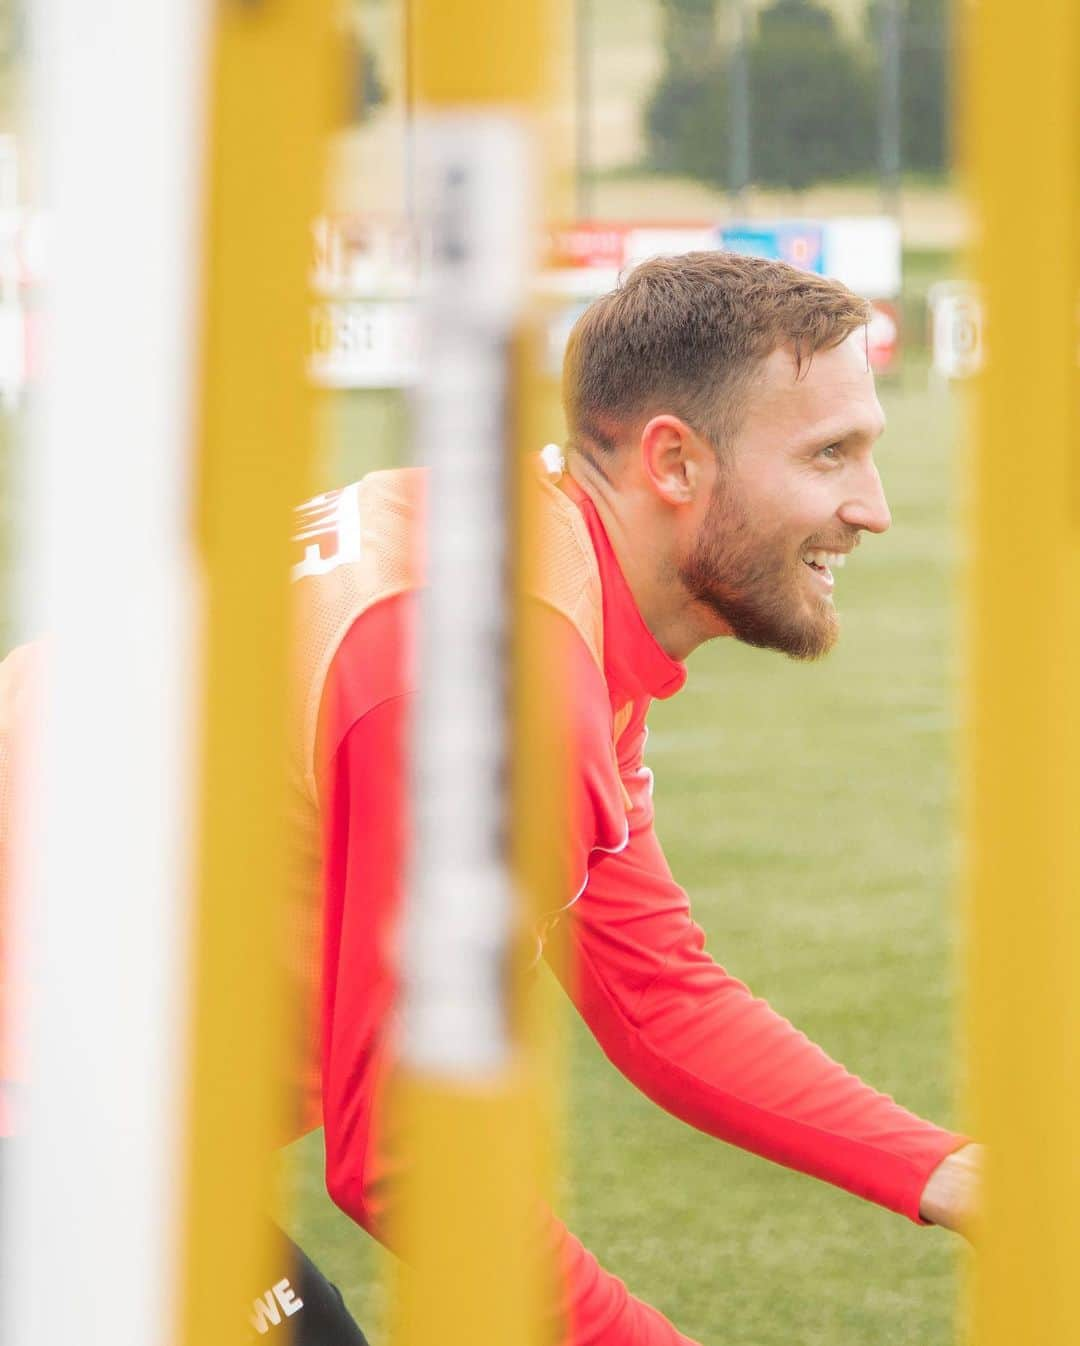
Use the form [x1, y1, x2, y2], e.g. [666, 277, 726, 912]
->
[418, 113, 534, 327]
[930, 280, 984, 380]
[405, 113, 533, 1078]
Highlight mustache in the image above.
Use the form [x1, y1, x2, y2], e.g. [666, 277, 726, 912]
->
[801, 531, 862, 554]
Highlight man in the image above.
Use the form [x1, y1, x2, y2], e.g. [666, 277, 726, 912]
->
[286, 251, 979, 1345]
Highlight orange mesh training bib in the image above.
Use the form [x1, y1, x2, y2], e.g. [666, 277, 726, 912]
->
[284, 463, 607, 1134]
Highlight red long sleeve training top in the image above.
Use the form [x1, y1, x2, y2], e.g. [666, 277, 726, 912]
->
[309, 466, 967, 1346]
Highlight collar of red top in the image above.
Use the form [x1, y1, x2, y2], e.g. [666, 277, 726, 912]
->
[558, 471, 687, 704]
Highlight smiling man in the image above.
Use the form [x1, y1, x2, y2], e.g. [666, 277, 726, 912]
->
[563, 253, 889, 665]
[289, 250, 979, 1346]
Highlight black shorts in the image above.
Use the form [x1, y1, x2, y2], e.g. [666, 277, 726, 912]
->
[249, 1225, 370, 1345]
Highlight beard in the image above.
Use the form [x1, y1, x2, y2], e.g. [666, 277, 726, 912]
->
[678, 477, 843, 662]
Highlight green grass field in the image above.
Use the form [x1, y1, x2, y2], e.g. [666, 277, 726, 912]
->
[276, 330, 971, 1344]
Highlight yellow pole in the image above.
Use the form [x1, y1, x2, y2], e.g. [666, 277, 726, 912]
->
[392, 5, 562, 1346]
[176, 5, 337, 1344]
[964, 1, 1080, 1342]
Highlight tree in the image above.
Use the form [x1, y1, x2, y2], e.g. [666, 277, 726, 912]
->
[866, 0, 950, 174]
[646, 0, 878, 192]
[645, 0, 724, 178]
[659, 0, 722, 77]
[750, 0, 877, 190]
[900, 0, 950, 173]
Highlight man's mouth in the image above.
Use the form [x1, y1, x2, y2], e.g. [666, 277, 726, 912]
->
[800, 547, 849, 590]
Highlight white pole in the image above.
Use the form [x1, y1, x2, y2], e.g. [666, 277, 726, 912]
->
[405, 114, 534, 1078]
[1, 3, 209, 1345]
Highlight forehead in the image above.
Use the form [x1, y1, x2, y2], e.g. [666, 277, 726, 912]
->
[739, 332, 885, 446]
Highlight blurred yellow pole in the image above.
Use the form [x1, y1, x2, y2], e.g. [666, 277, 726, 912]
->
[964, 1, 1080, 1342]
[176, 4, 336, 1344]
[392, 5, 562, 1346]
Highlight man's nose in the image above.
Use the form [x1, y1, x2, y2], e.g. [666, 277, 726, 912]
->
[839, 460, 891, 535]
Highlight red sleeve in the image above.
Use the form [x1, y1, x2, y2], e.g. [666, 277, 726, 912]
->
[317, 604, 700, 1346]
[552, 692, 969, 1225]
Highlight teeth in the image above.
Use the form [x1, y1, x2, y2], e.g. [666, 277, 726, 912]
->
[803, 549, 847, 569]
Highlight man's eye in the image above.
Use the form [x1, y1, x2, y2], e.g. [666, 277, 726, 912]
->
[818, 444, 841, 461]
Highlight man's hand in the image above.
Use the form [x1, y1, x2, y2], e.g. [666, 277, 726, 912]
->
[919, 1143, 983, 1239]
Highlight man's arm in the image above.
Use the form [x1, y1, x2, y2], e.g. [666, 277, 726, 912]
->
[549, 816, 970, 1224]
[536, 621, 971, 1227]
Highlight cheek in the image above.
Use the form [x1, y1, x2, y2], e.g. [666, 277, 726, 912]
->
[760, 480, 831, 546]
[734, 464, 802, 517]
[735, 478, 815, 546]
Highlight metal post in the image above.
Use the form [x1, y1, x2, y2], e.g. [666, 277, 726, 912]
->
[879, 0, 902, 217]
[728, 0, 750, 212]
[965, 1, 1080, 1343]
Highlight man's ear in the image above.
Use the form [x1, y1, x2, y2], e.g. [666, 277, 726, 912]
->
[639, 414, 712, 507]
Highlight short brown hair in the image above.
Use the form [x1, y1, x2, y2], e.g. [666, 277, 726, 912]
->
[562, 250, 871, 456]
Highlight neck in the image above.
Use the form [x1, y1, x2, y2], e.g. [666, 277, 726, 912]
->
[566, 451, 725, 662]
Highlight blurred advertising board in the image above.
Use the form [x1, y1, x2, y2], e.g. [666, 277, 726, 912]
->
[309, 215, 419, 389]
[820, 217, 902, 300]
[542, 217, 902, 376]
[309, 299, 420, 389]
[544, 217, 900, 297]
[309, 214, 905, 388]
[0, 206, 906, 402]
[718, 222, 825, 274]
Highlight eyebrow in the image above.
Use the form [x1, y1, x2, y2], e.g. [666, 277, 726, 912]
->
[793, 413, 887, 454]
